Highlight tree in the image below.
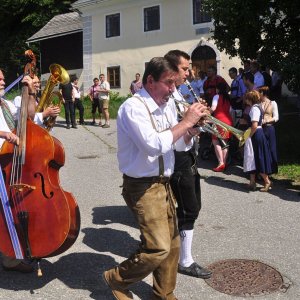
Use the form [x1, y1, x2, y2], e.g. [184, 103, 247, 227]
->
[0, 0, 76, 83]
[203, 0, 300, 93]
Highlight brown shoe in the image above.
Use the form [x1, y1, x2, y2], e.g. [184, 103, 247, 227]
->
[102, 270, 133, 300]
[3, 261, 34, 273]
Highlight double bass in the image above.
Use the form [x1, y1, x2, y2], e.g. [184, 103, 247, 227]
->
[0, 51, 80, 271]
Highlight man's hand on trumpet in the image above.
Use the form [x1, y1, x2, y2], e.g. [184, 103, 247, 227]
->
[181, 102, 208, 128]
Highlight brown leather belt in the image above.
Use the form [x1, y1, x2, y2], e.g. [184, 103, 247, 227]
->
[123, 174, 170, 184]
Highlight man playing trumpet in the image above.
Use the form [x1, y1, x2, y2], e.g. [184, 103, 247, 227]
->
[164, 50, 212, 280]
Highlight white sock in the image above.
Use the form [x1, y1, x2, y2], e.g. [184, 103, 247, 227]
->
[179, 229, 194, 267]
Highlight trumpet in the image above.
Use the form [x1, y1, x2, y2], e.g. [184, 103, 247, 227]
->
[182, 79, 250, 147]
[173, 98, 250, 147]
[36, 64, 69, 130]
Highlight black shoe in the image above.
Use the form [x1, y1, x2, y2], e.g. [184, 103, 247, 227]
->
[79, 121, 86, 125]
[3, 261, 34, 273]
[91, 121, 95, 125]
[72, 125, 78, 129]
[66, 125, 70, 129]
[178, 262, 212, 279]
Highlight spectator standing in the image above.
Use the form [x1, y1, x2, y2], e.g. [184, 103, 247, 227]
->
[270, 70, 283, 101]
[203, 65, 228, 106]
[250, 60, 265, 88]
[261, 66, 272, 89]
[72, 76, 85, 125]
[229, 67, 246, 110]
[99, 74, 110, 128]
[242, 59, 251, 74]
[259, 86, 279, 174]
[178, 69, 200, 104]
[210, 82, 233, 172]
[129, 73, 143, 95]
[88, 78, 102, 126]
[196, 70, 207, 98]
[59, 79, 77, 129]
[239, 72, 257, 130]
[243, 90, 273, 192]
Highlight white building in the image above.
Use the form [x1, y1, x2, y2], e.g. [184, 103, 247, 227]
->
[29, 0, 242, 95]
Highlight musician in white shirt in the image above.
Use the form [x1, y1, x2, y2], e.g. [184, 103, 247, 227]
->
[103, 57, 206, 300]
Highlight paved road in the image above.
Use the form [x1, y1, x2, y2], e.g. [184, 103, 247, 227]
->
[0, 119, 299, 300]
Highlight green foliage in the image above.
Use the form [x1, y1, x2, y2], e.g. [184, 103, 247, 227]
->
[0, 0, 76, 83]
[60, 91, 127, 120]
[203, 0, 300, 93]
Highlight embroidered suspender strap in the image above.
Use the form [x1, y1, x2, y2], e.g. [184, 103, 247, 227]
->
[134, 95, 165, 177]
[0, 99, 16, 131]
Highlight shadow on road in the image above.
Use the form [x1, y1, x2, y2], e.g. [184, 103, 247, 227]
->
[92, 205, 138, 228]
[0, 252, 116, 299]
[199, 158, 300, 202]
[82, 227, 139, 258]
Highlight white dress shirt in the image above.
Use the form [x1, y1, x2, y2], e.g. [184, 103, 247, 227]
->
[13, 95, 44, 126]
[117, 88, 190, 178]
[0, 99, 18, 148]
[271, 101, 279, 122]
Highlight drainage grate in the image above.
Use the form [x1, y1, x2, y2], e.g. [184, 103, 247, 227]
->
[205, 259, 283, 297]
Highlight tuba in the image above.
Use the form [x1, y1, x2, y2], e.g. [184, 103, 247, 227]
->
[36, 64, 69, 130]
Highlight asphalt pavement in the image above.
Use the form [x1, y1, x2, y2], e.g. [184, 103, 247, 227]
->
[0, 118, 299, 300]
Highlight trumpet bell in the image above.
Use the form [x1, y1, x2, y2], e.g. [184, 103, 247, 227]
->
[239, 128, 251, 147]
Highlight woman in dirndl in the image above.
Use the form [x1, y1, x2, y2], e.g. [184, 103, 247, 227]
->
[243, 90, 273, 192]
[210, 82, 233, 172]
[258, 86, 279, 174]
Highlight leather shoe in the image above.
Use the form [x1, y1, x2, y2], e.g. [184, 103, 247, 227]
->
[102, 270, 133, 300]
[3, 261, 34, 273]
[178, 262, 212, 279]
[66, 124, 70, 129]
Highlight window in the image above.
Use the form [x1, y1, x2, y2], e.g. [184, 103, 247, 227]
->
[144, 6, 160, 32]
[193, 0, 211, 24]
[106, 13, 120, 38]
[107, 66, 120, 88]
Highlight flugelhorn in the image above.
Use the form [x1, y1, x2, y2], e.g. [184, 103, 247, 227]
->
[36, 64, 69, 130]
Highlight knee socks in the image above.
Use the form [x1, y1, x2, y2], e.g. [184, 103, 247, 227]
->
[179, 229, 194, 267]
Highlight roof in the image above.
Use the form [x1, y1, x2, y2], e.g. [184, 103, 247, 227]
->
[27, 12, 82, 43]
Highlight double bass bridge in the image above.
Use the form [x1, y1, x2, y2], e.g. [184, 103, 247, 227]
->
[11, 183, 36, 192]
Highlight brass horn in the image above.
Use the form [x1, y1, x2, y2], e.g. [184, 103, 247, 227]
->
[36, 64, 69, 130]
[173, 98, 251, 147]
